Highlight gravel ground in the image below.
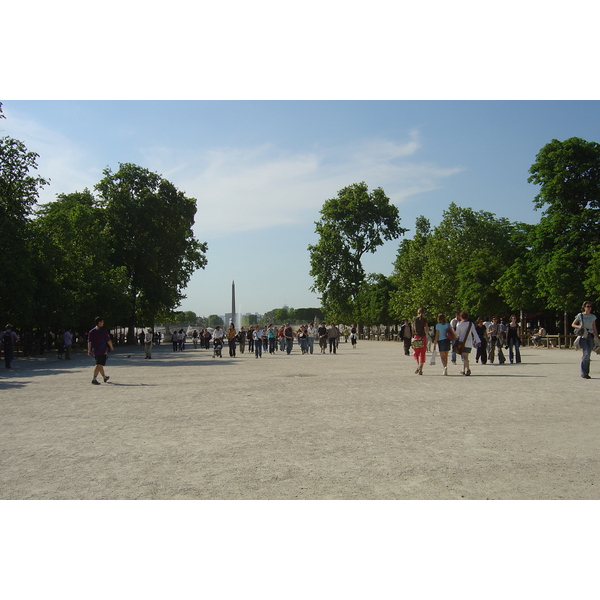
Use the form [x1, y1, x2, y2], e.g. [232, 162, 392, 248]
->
[1, 340, 599, 499]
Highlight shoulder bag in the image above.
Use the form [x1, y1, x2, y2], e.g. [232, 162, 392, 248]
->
[454, 321, 472, 355]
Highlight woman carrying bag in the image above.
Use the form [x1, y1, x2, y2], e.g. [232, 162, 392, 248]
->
[454, 311, 481, 376]
[412, 308, 428, 375]
[571, 301, 599, 379]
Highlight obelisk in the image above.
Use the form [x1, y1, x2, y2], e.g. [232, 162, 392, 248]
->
[232, 280, 236, 328]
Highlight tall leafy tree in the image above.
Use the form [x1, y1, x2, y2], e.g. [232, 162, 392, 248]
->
[33, 189, 130, 330]
[391, 205, 531, 320]
[95, 163, 208, 340]
[0, 135, 49, 325]
[308, 182, 406, 322]
[528, 137, 600, 312]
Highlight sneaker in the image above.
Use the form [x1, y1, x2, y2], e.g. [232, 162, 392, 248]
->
[103, 375, 110, 383]
[92, 379, 101, 385]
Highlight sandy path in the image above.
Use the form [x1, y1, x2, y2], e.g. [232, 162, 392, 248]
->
[1, 340, 599, 499]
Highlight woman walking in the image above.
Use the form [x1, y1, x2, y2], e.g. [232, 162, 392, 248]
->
[227, 323, 237, 357]
[412, 308, 428, 375]
[506, 315, 521, 363]
[433, 313, 452, 376]
[455, 311, 481, 376]
[350, 324, 358, 349]
[572, 301, 599, 379]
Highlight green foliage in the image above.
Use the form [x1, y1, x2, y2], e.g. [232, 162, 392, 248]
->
[241, 314, 258, 326]
[356, 274, 396, 326]
[0, 135, 49, 325]
[95, 163, 208, 336]
[171, 310, 198, 324]
[1, 132, 207, 332]
[33, 190, 130, 330]
[308, 182, 406, 322]
[528, 137, 600, 311]
[208, 314, 224, 327]
[391, 205, 531, 320]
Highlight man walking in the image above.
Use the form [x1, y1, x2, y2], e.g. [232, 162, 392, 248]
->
[284, 323, 294, 355]
[399, 320, 412, 356]
[87, 317, 114, 385]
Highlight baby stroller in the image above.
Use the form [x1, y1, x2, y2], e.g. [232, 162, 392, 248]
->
[213, 338, 223, 358]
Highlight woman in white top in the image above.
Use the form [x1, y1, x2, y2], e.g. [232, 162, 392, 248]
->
[454, 310, 481, 376]
[571, 300, 598, 379]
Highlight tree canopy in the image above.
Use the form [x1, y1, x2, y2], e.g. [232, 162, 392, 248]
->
[308, 182, 406, 322]
[95, 163, 208, 337]
[528, 137, 600, 311]
[1, 129, 208, 333]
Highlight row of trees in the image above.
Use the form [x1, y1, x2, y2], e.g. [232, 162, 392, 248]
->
[0, 105, 208, 340]
[309, 138, 600, 332]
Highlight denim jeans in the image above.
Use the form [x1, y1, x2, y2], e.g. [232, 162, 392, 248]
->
[579, 334, 594, 376]
[254, 340, 262, 358]
[507, 337, 521, 363]
[286, 338, 293, 354]
[307, 337, 314, 354]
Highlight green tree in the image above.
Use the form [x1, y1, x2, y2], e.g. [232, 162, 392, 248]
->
[356, 274, 396, 329]
[33, 189, 130, 330]
[208, 314, 224, 327]
[528, 137, 600, 312]
[390, 216, 431, 319]
[293, 307, 324, 323]
[391, 205, 531, 320]
[308, 182, 406, 322]
[0, 135, 49, 325]
[95, 163, 208, 341]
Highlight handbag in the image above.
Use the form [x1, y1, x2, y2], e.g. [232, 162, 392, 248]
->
[445, 327, 456, 341]
[411, 335, 424, 349]
[574, 313, 586, 336]
[454, 321, 472, 355]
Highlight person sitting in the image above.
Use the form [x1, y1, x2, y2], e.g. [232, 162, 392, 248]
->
[532, 326, 546, 347]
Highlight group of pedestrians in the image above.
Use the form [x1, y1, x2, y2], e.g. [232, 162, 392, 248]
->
[405, 302, 600, 379]
[228, 323, 348, 359]
[407, 309, 523, 376]
[410, 308, 521, 376]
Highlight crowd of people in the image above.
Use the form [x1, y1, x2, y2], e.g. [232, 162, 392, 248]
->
[2, 306, 598, 382]
[399, 302, 599, 378]
[178, 323, 359, 359]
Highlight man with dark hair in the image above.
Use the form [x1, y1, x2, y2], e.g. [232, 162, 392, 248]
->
[87, 317, 114, 385]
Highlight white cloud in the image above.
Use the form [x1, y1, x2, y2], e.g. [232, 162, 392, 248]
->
[143, 130, 464, 237]
[3, 114, 463, 235]
[3, 112, 99, 203]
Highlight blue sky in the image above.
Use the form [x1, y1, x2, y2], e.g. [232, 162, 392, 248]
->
[3, 100, 600, 317]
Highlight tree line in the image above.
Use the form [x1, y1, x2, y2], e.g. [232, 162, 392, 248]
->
[309, 138, 600, 333]
[0, 105, 208, 341]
